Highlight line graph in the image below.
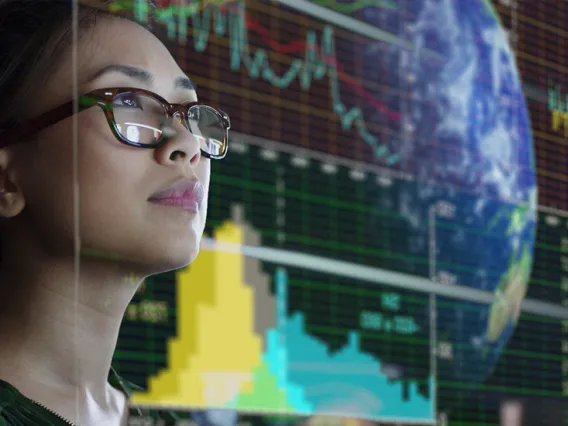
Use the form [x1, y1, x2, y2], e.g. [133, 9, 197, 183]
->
[153, 0, 400, 13]
[109, 0, 404, 164]
[107, 0, 539, 185]
[310, 0, 398, 13]
[136, 0, 558, 110]
[243, 17, 401, 121]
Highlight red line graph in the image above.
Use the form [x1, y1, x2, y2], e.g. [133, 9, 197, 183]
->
[245, 16, 402, 121]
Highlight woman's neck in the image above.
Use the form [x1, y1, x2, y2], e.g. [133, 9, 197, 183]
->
[0, 255, 142, 418]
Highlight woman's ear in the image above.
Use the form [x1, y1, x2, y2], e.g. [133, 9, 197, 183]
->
[0, 150, 25, 218]
[0, 170, 16, 194]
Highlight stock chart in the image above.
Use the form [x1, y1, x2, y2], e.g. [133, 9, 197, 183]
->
[109, 0, 568, 425]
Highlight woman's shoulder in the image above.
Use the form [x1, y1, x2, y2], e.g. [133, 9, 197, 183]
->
[0, 369, 240, 426]
[0, 367, 137, 425]
[0, 378, 72, 425]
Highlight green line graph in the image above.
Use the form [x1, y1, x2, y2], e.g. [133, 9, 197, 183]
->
[312, 0, 398, 13]
[109, 0, 402, 164]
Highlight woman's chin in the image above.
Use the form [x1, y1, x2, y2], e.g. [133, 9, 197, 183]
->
[146, 246, 201, 275]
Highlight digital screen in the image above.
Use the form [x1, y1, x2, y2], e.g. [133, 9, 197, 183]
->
[105, 0, 568, 425]
[116, 141, 568, 425]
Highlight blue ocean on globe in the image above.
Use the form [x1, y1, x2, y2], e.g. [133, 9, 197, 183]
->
[361, 0, 537, 383]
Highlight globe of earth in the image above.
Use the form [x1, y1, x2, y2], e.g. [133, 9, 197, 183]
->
[362, 0, 537, 384]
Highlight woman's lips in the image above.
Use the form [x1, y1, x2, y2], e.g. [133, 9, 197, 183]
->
[148, 178, 205, 213]
[149, 196, 200, 213]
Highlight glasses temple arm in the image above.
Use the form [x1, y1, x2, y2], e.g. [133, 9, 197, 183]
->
[0, 98, 98, 148]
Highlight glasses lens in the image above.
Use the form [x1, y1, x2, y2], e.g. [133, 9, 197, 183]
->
[113, 93, 165, 145]
[187, 105, 227, 158]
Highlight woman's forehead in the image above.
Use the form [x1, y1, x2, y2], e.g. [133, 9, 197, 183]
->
[78, 17, 182, 83]
[41, 15, 189, 104]
[23, 15, 189, 119]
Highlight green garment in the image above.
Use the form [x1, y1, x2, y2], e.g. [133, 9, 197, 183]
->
[0, 367, 233, 425]
[0, 367, 165, 425]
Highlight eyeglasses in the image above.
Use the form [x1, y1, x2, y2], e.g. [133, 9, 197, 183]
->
[0, 87, 230, 160]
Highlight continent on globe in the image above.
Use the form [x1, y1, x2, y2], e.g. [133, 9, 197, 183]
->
[487, 245, 531, 343]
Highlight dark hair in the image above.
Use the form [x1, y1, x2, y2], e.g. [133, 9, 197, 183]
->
[0, 0, 157, 128]
[0, 0, 155, 265]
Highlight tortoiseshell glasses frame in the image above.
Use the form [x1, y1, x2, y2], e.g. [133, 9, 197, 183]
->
[0, 87, 230, 160]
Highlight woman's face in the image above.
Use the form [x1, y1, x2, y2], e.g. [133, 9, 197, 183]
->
[7, 15, 210, 273]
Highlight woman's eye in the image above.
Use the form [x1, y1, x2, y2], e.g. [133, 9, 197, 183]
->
[114, 95, 142, 109]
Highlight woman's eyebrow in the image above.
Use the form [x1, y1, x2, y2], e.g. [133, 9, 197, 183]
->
[87, 64, 153, 84]
[86, 64, 196, 90]
[174, 76, 196, 90]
